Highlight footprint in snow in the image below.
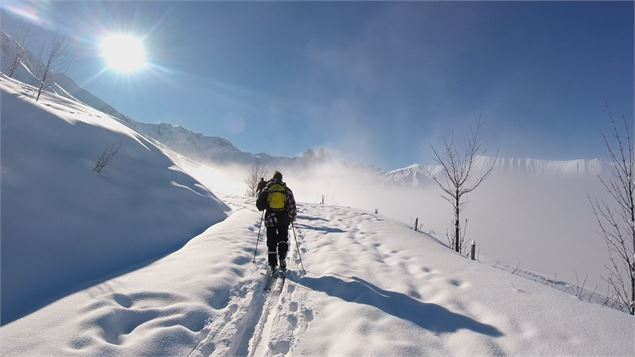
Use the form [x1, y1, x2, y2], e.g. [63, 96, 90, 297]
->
[300, 306, 314, 322]
[448, 278, 469, 288]
[289, 301, 298, 312]
[287, 314, 298, 327]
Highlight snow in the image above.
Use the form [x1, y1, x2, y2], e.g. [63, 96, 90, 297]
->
[1, 195, 632, 356]
[0, 74, 228, 324]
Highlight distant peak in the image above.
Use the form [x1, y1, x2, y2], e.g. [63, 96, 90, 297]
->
[386, 156, 607, 187]
[387, 164, 423, 175]
[301, 147, 330, 160]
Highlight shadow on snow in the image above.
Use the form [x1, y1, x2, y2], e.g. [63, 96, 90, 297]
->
[293, 223, 346, 233]
[297, 274, 503, 337]
[296, 215, 329, 222]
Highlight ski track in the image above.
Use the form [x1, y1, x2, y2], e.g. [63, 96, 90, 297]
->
[189, 198, 313, 357]
[248, 226, 313, 357]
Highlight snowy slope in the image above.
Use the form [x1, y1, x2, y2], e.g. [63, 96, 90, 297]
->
[0, 74, 228, 324]
[1, 195, 632, 356]
[385, 163, 433, 187]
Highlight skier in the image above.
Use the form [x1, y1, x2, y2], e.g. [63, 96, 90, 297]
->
[256, 171, 296, 272]
[256, 177, 267, 194]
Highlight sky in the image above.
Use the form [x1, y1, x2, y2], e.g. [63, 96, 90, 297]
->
[1, 1, 633, 169]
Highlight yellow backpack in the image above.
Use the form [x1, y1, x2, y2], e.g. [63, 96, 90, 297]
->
[267, 183, 287, 211]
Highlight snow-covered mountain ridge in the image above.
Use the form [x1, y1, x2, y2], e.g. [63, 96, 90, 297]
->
[386, 156, 607, 187]
[0, 31, 330, 168]
[1, 31, 609, 179]
[134, 121, 333, 167]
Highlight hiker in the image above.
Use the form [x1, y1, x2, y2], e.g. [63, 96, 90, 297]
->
[256, 177, 267, 194]
[256, 171, 296, 271]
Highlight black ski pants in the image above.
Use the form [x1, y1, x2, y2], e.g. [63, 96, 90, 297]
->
[266, 224, 289, 268]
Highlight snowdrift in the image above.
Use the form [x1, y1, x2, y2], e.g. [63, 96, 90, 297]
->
[0, 75, 228, 324]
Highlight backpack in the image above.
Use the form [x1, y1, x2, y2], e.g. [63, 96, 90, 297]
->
[267, 183, 287, 211]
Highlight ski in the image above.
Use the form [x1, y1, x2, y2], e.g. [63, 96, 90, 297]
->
[263, 269, 287, 295]
[276, 270, 286, 293]
[263, 269, 279, 292]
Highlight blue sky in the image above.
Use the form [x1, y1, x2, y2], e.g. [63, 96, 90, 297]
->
[2, 1, 633, 169]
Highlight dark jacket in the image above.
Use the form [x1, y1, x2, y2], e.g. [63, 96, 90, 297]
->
[256, 179, 297, 227]
[256, 179, 267, 194]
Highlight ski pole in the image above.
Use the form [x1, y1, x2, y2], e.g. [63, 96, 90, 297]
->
[291, 222, 306, 274]
[253, 210, 265, 263]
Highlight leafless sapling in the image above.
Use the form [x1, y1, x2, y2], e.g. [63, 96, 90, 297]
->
[93, 142, 122, 174]
[427, 121, 496, 253]
[6, 25, 32, 78]
[574, 270, 589, 300]
[589, 107, 634, 315]
[34, 34, 70, 102]
[245, 160, 267, 197]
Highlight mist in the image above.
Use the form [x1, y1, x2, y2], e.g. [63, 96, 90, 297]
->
[174, 154, 612, 291]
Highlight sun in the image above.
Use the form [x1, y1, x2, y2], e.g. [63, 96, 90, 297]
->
[100, 34, 147, 73]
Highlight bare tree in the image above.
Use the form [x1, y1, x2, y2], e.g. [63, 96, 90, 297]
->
[589, 107, 634, 315]
[245, 161, 267, 197]
[93, 142, 122, 174]
[6, 25, 32, 78]
[427, 121, 496, 253]
[34, 34, 70, 102]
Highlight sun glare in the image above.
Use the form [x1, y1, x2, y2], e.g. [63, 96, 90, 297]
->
[100, 34, 147, 73]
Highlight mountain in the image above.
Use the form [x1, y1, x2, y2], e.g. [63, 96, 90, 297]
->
[1, 31, 613, 180]
[385, 156, 608, 187]
[134, 122, 257, 164]
[133, 122, 334, 167]
[1, 31, 333, 168]
[385, 164, 434, 187]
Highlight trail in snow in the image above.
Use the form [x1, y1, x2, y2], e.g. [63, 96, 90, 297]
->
[189, 207, 314, 357]
[248, 227, 312, 357]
